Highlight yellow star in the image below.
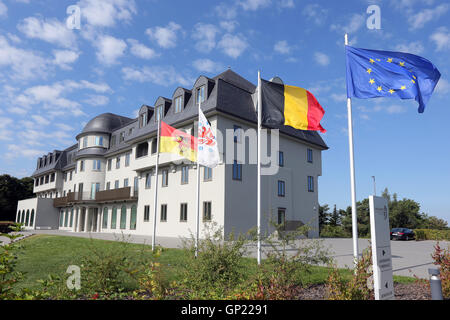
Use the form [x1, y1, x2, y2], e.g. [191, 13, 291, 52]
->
[376, 59, 381, 61]
[369, 59, 375, 64]
[399, 62, 405, 67]
[411, 79, 416, 84]
[412, 75, 416, 79]
[400, 85, 406, 90]
[367, 68, 372, 74]
[389, 89, 395, 94]
[377, 86, 382, 92]
[369, 78, 375, 84]
[387, 58, 393, 63]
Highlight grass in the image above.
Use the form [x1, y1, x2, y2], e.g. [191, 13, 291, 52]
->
[12, 234, 415, 294]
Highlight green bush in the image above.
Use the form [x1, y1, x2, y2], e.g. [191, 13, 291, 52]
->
[320, 225, 350, 238]
[414, 229, 450, 241]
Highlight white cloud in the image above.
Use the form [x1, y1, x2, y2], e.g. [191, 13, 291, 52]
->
[385, 104, 407, 114]
[31, 115, 50, 126]
[192, 59, 224, 73]
[5, 144, 46, 160]
[127, 39, 158, 59]
[239, 0, 271, 11]
[214, 3, 238, 20]
[302, 4, 327, 25]
[83, 94, 109, 106]
[330, 13, 365, 34]
[217, 33, 248, 58]
[77, 0, 137, 28]
[330, 93, 347, 102]
[146, 22, 182, 49]
[0, 1, 7, 17]
[17, 17, 76, 48]
[220, 21, 238, 33]
[192, 23, 220, 52]
[122, 66, 193, 87]
[314, 52, 330, 66]
[395, 41, 424, 55]
[408, 4, 449, 30]
[53, 50, 80, 70]
[94, 35, 127, 65]
[274, 40, 291, 54]
[435, 78, 450, 95]
[279, 0, 294, 9]
[430, 27, 450, 51]
[0, 36, 48, 81]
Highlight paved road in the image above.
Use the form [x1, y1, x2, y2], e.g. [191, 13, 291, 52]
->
[5, 230, 448, 279]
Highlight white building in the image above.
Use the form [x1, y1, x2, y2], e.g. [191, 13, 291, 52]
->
[16, 70, 328, 238]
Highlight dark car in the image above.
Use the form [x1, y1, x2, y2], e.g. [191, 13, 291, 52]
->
[390, 228, 415, 241]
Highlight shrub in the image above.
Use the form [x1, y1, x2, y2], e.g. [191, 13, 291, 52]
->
[325, 246, 374, 300]
[431, 242, 450, 299]
[179, 222, 250, 299]
[414, 229, 450, 241]
[320, 225, 350, 238]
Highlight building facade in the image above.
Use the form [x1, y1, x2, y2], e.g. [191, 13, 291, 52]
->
[16, 69, 328, 238]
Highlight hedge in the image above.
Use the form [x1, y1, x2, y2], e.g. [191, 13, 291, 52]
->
[414, 229, 450, 241]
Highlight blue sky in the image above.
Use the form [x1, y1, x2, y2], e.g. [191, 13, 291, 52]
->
[0, 0, 449, 222]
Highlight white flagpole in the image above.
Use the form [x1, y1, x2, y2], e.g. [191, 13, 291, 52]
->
[152, 116, 161, 251]
[195, 103, 201, 258]
[345, 33, 359, 263]
[257, 70, 262, 265]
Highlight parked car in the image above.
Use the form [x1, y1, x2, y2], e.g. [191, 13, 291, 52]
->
[390, 228, 415, 240]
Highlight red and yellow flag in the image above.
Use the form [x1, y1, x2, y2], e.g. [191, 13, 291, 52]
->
[160, 121, 197, 162]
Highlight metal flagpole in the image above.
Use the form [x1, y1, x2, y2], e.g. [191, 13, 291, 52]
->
[345, 33, 359, 263]
[152, 116, 161, 251]
[195, 103, 201, 258]
[257, 70, 262, 265]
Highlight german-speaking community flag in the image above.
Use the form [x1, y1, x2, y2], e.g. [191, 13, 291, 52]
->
[160, 121, 197, 162]
[260, 79, 326, 133]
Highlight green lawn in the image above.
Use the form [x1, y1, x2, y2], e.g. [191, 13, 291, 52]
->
[12, 234, 414, 293]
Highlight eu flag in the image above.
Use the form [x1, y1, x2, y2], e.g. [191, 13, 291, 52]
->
[345, 45, 441, 113]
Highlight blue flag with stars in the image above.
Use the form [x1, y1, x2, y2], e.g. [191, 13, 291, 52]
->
[345, 45, 441, 113]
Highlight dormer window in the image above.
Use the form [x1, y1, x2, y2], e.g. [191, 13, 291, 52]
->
[140, 112, 147, 128]
[155, 106, 163, 122]
[83, 137, 88, 148]
[95, 136, 103, 146]
[174, 96, 183, 113]
[119, 131, 125, 143]
[196, 85, 205, 105]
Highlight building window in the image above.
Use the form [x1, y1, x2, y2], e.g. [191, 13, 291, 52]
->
[106, 182, 110, 190]
[64, 209, 69, 227]
[161, 204, 167, 222]
[307, 148, 313, 163]
[116, 156, 120, 169]
[120, 205, 127, 229]
[155, 105, 163, 122]
[277, 208, 286, 230]
[91, 182, 100, 200]
[134, 176, 139, 192]
[70, 209, 74, 228]
[204, 167, 212, 181]
[144, 205, 150, 222]
[136, 142, 149, 158]
[102, 208, 108, 229]
[151, 139, 158, 154]
[145, 172, 151, 189]
[45, 175, 50, 183]
[107, 159, 112, 171]
[95, 136, 103, 146]
[140, 113, 147, 128]
[93, 159, 101, 171]
[111, 135, 116, 147]
[83, 136, 88, 148]
[162, 169, 168, 187]
[30, 209, 34, 227]
[51, 173, 55, 182]
[174, 96, 183, 113]
[196, 85, 205, 105]
[119, 132, 125, 143]
[180, 203, 187, 222]
[35, 179, 39, 187]
[69, 171, 72, 181]
[80, 160, 85, 172]
[59, 211, 64, 227]
[181, 166, 189, 184]
[125, 152, 131, 166]
[308, 176, 314, 192]
[130, 205, 137, 230]
[114, 180, 119, 189]
[232, 160, 242, 181]
[124, 178, 129, 187]
[111, 207, 117, 229]
[203, 201, 212, 222]
[278, 180, 285, 197]
[233, 125, 242, 143]
[279, 151, 284, 167]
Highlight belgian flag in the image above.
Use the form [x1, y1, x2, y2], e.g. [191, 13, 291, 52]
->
[260, 79, 326, 133]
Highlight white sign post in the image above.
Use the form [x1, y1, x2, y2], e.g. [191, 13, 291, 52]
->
[369, 195, 395, 300]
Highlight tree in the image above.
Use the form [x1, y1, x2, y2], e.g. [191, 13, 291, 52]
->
[342, 199, 371, 237]
[319, 204, 330, 232]
[419, 214, 448, 230]
[329, 205, 342, 227]
[0, 175, 34, 221]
